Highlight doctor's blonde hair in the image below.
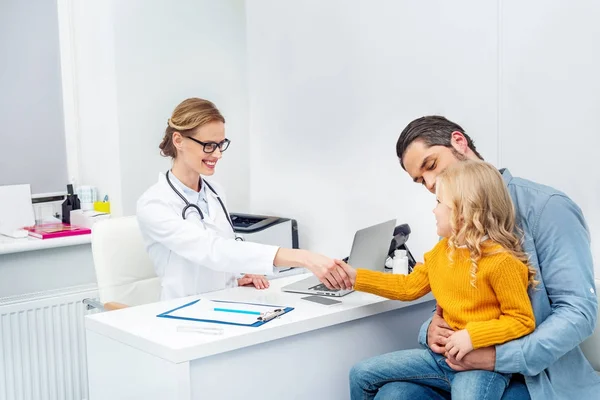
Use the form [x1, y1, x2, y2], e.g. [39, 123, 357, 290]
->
[436, 161, 537, 288]
[160, 98, 225, 158]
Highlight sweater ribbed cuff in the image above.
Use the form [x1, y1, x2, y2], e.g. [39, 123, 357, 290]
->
[354, 269, 392, 297]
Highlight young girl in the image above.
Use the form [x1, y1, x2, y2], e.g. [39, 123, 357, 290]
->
[338, 161, 537, 400]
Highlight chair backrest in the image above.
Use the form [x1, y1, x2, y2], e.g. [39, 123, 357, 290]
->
[580, 279, 600, 371]
[91, 216, 161, 306]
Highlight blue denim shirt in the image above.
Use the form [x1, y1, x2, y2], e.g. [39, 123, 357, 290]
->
[418, 169, 600, 399]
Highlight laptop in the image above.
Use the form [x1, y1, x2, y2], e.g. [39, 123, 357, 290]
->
[281, 219, 396, 297]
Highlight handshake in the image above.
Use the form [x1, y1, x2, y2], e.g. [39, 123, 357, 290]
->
[305, 255, 357, 291]
[273, 248, 360, 291]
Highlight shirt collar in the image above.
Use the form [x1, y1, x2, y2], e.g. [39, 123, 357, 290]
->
[500, 168, 513, 186]
[168, 171, 207, 204]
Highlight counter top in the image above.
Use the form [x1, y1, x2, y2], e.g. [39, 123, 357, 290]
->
[0, 234, 92, 255]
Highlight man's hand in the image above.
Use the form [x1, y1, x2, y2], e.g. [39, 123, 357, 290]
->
[427, 305, 454, 354]
[237, 274, 270, 289]
[445, 329, 473, 361]
[445, 346, 496, 371]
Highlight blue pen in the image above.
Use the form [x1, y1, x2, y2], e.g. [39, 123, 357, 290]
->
[213, 307, 261, 315]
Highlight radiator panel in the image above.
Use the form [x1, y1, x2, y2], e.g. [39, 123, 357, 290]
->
[0, 285, 98, 400]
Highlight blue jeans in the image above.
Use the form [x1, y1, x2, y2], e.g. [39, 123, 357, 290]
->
[349, 349, 524, 400]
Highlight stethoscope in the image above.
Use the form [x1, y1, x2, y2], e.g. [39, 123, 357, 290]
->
[165, 170, 244, 241]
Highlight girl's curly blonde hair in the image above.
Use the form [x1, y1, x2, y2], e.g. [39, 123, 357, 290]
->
[436, 160, 537, 288]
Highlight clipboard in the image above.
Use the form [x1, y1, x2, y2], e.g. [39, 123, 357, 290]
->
[157, 299, 294, 327]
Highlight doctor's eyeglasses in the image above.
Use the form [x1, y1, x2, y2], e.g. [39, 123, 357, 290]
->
[187, 137, 231, 153]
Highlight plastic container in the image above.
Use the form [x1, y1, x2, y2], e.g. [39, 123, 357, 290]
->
[393, 249, 409, 275]
[93, 201, 111, 214]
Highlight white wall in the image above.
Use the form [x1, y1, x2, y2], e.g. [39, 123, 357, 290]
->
[246, 0, 500, 260]
[499, 0, 600, 272]
[67, 0, 124, 215]
[246, 0, 600, 274]
[0, 0, 69, 194]
[112, 0, 251, 215]
[62, 0, 250, 216]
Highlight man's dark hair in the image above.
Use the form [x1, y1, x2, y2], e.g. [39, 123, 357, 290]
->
[396, 116, 483, 169]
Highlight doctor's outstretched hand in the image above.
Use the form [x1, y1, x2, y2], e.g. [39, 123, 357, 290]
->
[274, 249, 353, 290]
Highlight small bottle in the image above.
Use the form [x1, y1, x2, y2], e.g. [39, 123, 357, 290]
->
[393, 249, 409, 275]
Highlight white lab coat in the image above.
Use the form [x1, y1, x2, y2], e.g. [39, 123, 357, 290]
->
[137, 173, 279, 300]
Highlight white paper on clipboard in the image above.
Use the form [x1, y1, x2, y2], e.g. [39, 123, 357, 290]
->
[167, 300, 282, 325]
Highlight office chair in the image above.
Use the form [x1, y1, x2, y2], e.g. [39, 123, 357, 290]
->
[84, 216, 161, 311]
[580, 279, 600, 373]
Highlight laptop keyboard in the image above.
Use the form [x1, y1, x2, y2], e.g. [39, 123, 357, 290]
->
[309, 283, 340, 292]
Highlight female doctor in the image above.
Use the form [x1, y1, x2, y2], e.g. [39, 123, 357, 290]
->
[137, 98, 351, 300]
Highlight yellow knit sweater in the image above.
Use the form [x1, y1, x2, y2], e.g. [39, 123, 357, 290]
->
[355, 238, 535, 349]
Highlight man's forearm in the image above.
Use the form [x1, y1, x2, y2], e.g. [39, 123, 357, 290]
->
[495, 301, 597, 376]
[494, 195, 598, 376]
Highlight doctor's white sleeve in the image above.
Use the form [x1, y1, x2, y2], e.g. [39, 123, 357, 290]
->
[137, 197, 279, 275]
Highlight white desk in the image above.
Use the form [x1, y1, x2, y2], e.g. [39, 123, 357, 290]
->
[85, 274, 435, 400]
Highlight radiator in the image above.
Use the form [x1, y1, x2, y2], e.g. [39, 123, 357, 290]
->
[0, 284, 99, 400]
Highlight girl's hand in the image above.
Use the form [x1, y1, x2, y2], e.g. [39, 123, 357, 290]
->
[445, 329, 474, 361]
